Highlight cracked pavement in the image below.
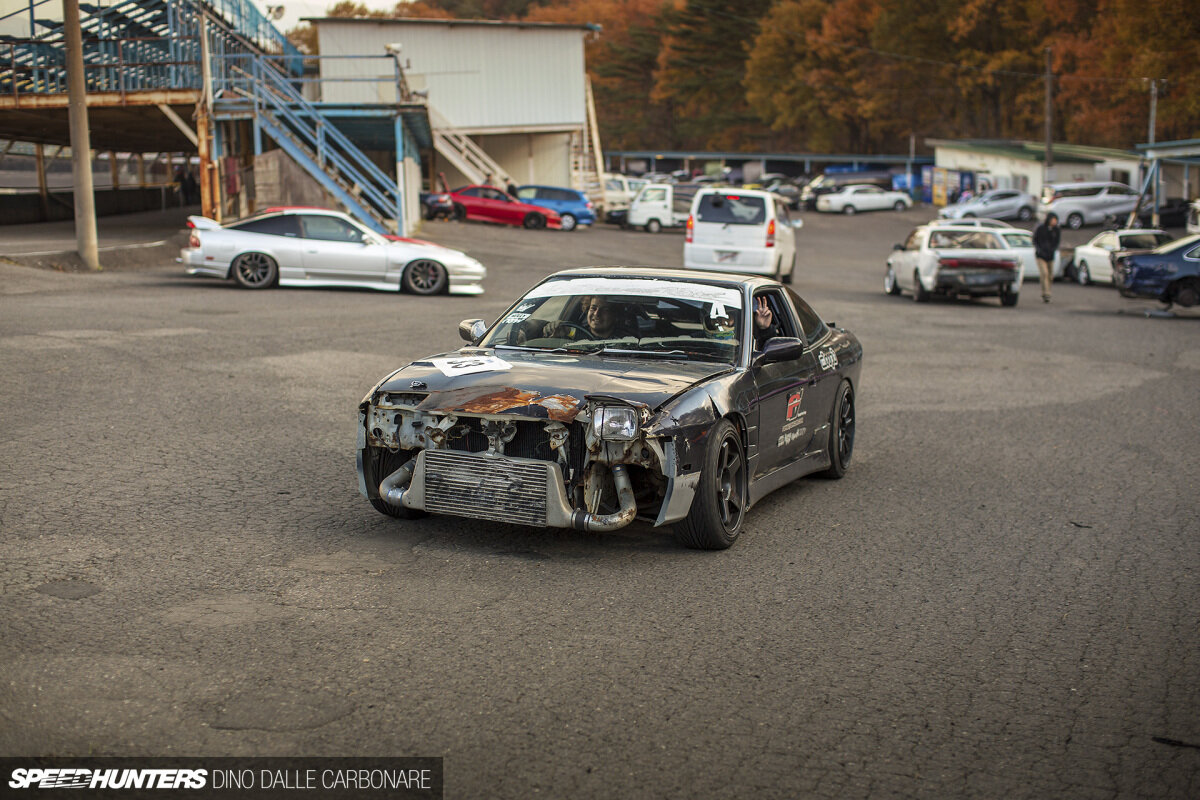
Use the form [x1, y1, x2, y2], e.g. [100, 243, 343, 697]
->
[0, 211, 1197, 798]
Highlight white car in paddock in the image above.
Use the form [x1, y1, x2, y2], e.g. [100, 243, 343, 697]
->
[180, 207, 486, 295]
[817, 184, 913, 214]
[1071, 228, 1172, 285]
[885, 224, 1022, 306]
[993, 228, 1064, 281]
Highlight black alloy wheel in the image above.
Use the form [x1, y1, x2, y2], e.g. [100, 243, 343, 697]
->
[232, 252, 277, 289]
[820, 381, 854, 478]
[523, 213, 545, 230]
[675, 419, 746, 550]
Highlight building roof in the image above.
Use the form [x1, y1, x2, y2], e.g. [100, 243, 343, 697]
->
[926, 139, 1137, 164]
[304, 16, 601, 33]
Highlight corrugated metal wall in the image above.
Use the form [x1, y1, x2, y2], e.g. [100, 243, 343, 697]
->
[317, 21, 586, 130]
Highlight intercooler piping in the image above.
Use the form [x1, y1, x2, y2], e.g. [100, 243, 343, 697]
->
[379, 459, 417, 507]
[571, 464, 638, 533]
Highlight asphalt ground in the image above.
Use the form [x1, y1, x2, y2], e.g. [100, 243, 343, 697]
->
[0, 208, 1197, 799]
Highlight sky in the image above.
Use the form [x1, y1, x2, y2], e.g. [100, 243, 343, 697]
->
[256, 0, 402, 33]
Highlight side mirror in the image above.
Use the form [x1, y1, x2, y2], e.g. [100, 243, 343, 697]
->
[893, 243, 905, 251]
[458, 318, 487, 344]
[754, 336, 805, 365]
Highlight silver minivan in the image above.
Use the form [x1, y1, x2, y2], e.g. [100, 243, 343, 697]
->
[1038, 181, 1139, 229]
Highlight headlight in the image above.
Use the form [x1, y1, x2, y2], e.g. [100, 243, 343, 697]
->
[592, 406, 638, 441]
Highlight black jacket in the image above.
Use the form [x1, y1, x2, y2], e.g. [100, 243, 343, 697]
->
[1033, 222, 1061, 261]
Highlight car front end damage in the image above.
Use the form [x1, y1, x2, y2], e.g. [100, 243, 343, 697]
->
[357, 385, 709, 532]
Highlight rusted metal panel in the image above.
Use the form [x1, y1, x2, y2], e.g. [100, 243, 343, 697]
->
[0, 89, 202, 110]
[415, 386, 585, 422]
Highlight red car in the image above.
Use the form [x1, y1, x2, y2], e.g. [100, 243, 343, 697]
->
[449, 185, 562, 230]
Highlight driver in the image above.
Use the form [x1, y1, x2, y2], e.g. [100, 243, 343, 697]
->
[544, 296, 637, 340]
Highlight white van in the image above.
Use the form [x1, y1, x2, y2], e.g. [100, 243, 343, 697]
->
[683, 188, 800, 282]
[603, 174, 648, 212]
[627, 183, 700, 232]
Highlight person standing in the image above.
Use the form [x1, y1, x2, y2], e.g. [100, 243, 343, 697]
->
[1033, 212, 1060, 303]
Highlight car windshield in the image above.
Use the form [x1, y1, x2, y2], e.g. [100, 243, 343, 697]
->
[1122, 233, 1172, 249]
[1153, 234, 1197, 254]
[480, 277, 744, 364]
[695, 193, 767, 224]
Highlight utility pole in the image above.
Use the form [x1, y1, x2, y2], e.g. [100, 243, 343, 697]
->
[64, 0, 100, 270]
[1043, 46, 1054, 191]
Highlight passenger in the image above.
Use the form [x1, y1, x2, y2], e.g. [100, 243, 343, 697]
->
[752, 296, 781, 349]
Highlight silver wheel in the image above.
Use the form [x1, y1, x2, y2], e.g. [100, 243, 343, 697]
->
[560, 213, 577, 232]
[842, 205, 856, 215]
[1076, 262, 1090, 286]
[646, 219, 662, 233]
[402, 259, 447, 295]
[232, 252, 277, 289]
[1067, 213, 1084, 230]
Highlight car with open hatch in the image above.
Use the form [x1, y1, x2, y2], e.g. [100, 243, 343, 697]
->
[357, 268, 862, 550]
[885, 224, 1022, 305]
[180, 207, 485, 295]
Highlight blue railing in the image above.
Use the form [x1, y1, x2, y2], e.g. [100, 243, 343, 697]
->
[213, 52, 399, 230]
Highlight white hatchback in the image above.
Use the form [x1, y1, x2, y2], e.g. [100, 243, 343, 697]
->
[683, 188, 799, 282]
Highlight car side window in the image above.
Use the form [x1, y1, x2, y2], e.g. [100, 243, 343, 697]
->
[300, 215, 366, 243]
[231, 215, 299, 237]
[458, 187, 481, 197]
[752, 289, 798, 349]
[516, 187, 537, 201]
[784, 288, 828, 345]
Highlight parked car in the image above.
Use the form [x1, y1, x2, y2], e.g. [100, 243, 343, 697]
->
[1038, 181, 1139, 229]
[420, 191, 454, 221]
[800, 172, 893, 210]
[180, 208, 485, 295]
[927, 218, 1013, 230]
[885, 224, 1022, 306]
[763, 178, 802, 210]
[817, 184, 913, 214]
[1072, 229, 1173, 285]
[1113, 234, 1200, 307]
[627, 183, 701, 232]
[938, 189, 1037, 221]
[603, 174, 648, 214]
[515, 185, 595, 232]
[684, 188, 800, 283]
[1132, 197, 1192, 229]
[356, 267, 862, 550]
[449, 185, 562, 230]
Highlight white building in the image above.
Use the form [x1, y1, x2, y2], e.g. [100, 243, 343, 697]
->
[309, 17, 601, 191]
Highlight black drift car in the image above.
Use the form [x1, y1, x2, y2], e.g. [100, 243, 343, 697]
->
[357, 268, 863, 549]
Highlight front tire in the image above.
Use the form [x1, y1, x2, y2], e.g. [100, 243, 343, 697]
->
[452, 203, 467, 221]
[894, 200, 907, 211]
[522, 213, 546, 230]
[819, 381, 854, 478]
[232, 252, 277, 289]
[402, 259, 448, 295]
[363, 448, 426, 520]
[674, 419, 746, 550]
[884, 266, 900, 295]
[646, 219, 662, 233]
[1076, 261, 1091, 285]
[1018, 206, 1033, 221]
[559, 213, 578, 232]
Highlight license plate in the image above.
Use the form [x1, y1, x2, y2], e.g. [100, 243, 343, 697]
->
[716, 250, 738, 263]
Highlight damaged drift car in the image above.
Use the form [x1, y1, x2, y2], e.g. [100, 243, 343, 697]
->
[357, 268, 862, 549]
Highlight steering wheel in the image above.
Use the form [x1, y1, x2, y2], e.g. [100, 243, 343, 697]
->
[549, 321, 596, 340]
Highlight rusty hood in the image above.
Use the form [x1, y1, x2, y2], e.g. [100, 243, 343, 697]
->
[376, 348, 732, 422]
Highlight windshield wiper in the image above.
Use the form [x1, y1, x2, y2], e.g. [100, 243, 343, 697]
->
[593, 346, 689, 359]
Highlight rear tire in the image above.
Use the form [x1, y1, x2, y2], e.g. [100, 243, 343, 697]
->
[894, 200, 906, 211]
[999, 286, 1019, 307]
[646, 219, 662, 233]
[819, 381, 854, 478]
[842, 205, 857, 215]
[884, 266, 900, 295]
[782, 253, 795, 284]
[1066, 212, 1084, 230]
[1018, 206, 1033, 221]
[1171, 278, 1200, 308]
[559, 213, 578, 232]
[232, 252, 277, 289]
[913, 270, 930, 302]
[523, 213, 546, 229]
[674, 419, 746, 550]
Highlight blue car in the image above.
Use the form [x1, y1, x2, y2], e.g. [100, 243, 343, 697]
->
[1113, 234, 1200, 308]
[514, 185, 595, 232]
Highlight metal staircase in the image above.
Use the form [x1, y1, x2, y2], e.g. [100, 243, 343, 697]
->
[570, 76, 605, 208]
[427, 104, 513, 188]
[212, 53, 400, 232]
